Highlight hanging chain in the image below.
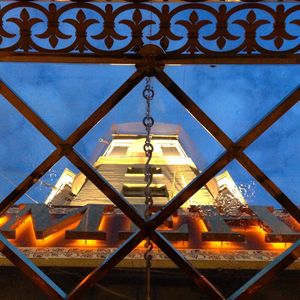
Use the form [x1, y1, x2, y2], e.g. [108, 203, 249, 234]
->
[143, 76, 154, 300]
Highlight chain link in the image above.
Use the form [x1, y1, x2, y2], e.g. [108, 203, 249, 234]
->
[143, 76, 154, 300]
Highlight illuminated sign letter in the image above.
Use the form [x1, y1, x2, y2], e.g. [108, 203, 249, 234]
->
[65, 204, 106, 240]
[1, 204, 86, 239]
[200, 205, 244, 242]
[250, 206, 300, 243]
[119, 205, 189, 241]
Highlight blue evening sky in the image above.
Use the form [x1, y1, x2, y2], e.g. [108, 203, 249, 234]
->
[0, 2, 299, 208]
[0, 63, 299, 208]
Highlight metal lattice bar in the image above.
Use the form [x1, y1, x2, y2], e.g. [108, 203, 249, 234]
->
[0, 149, 63, 215]
[228, 239, 300, 300]
[67, 150, 146, 228]
[153, 68, 300, 223]
[66, 70, 144, 146]
[0, 233, 66, 299]
[0, 63, 299, 299]
[67, 230, 145, 300]
[152, 231, 225, 300]
[237, 154, 300, 223]
[0, 81, 63, 147]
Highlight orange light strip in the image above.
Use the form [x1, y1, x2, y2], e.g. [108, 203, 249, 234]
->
[5, 213, 296, 251]
[0, 215, 9, 226]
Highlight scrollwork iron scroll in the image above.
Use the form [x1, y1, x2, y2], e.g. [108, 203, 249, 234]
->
[1, 3, 300, 57]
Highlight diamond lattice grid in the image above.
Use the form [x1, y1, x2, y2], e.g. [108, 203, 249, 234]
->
[0, 66, 299, 299]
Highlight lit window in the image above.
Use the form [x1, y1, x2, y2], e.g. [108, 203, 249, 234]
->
[161, 146, 181, 156]
[127, 167, 162, 174]
[122, 185, 169, 197]
[109, 146, 128, 156]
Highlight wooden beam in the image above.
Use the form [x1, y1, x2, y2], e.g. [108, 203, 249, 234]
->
[153, 67, 300, 225]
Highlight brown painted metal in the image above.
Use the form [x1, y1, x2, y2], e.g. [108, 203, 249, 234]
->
[66, 70, 144, 145]
[66, 230, 145, 300]
[0, 149, 63, 216]
[149, 149, 236, 228]
[151, 231, 225, 300]
[0, 81, 63, 146]
[153, 67, 233, 148]
[1, 3, 300, 64]
[3, 53, 300, 65]
[0, 70, 143, 217]
[153, 68, 300, 223]
[67, 149, 146, 228]
[238, 154, 300, 223]
[236, 85, 300, 150]
[228, 239, 300, 300]
[0, 233, 66, 300]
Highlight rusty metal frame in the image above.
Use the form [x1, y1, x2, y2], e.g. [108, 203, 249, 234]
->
[0, 1, 300, 300]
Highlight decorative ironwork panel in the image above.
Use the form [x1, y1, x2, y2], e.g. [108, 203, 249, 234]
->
[1, 2, 300, 59]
